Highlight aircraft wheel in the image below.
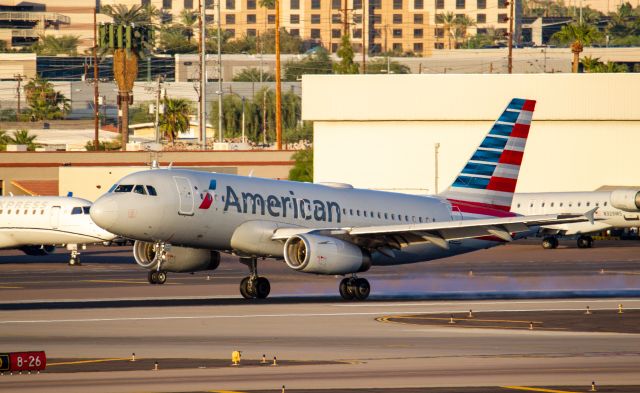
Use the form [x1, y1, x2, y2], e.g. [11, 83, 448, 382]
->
[339, 278, 355, 300]
[239, 276, 253, 299]
[148, 271, 158, 284]
[577, 235, 593, 249]
[156, 271, 167, 285]
[254, 277, 271, 299]
[352, 278, 371, 301]
[542, 237, 558, 249]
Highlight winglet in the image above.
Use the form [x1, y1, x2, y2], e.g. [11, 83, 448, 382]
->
[66, 191, 73, 197]
[584, 207, 598, 225]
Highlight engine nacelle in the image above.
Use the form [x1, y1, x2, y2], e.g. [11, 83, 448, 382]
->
[133, 241, 220, 273]
[20, 245, 56, 256]
[610, 190, 640, 212]
[283, 234, 370, 275]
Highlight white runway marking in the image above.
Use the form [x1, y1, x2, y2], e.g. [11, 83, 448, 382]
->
[1, 306, 638, 325]
[334, 299, 640, 307]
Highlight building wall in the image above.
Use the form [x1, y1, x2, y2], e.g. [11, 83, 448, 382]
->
[0, 150, 295, 198]
[304, 73, 640, 194]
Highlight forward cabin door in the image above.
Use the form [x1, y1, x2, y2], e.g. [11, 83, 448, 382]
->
[49, 206, 61, 229]
[173, 176, 195, 216]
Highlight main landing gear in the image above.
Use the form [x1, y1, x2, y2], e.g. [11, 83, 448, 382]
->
[148, 270, 167, 284]
[541, 236, 559, 249]
[239, 257, 271, 299]
[339, 276, 370, 301]
[577, 235, 594, 249]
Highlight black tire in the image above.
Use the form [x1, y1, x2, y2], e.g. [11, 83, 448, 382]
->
[156, 271, 167, 285]
[353, 278, 371, 301]
[254, 277, 271, 299]
[577, 236, 592, 249]
[149, 271, 159, 284]
[542, 237, 558, 249]
[239, 277, 253, 299]
[339, 278, 354, 300]
[147, 271, 155, 284]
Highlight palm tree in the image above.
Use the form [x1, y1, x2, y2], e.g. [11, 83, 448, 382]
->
[9, 130, 38, 150]
[580, 55, 602, 72]
[23, 76, 70, 120]
[178, 9, 198, 43]
[441, 12, 457, 49]
[592, 61, 628, 73]
[232, 67, 275, 82]
[33, 35, 79, 56]
[101, 4, 159, 25]
[551, 22, 602, 72]
[455, 15, 476, 47]
[160, 98, 192, 144]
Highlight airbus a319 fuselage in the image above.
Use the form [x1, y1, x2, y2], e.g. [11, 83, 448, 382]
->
[91, 98, 593, 300]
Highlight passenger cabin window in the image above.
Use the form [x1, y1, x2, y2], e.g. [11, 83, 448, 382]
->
[134, 185, 147, 195]
[147, 186, 158, 196]
[517, 203, 520, 208]
[604, 202, 608, 206]
[114, 184, 134, 193]
[550, 202, 554, 207]
[560, 203, 563, 207]
[586, 202, 590, 207]
[71, 207, 83, 215]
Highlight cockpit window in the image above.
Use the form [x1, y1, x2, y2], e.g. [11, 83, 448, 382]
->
[71, 207, 83, 215]
[133, 185, 147, 195]
[83, 206, 90, 214]
[146, 185, 158, 196]
[114, 184, 134, 193]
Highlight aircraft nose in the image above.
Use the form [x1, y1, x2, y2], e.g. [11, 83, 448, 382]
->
[90, 197, 118, 230]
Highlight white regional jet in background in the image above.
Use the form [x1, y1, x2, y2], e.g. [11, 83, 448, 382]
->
[512, 190, 640, 249]
[90, 98, 595, 300]
[0, 196, 116, 264]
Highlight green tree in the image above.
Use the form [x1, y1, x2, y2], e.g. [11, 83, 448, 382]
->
[160, 98, 192, 144]
[101, 3, 160, 25]
[592, 61, 628, 73]
[159, 26, 198, 53]
[24, 77, 70, 120]
[580, 55, 602, 72]
[455, 15, 476, 46]
[289, 148, 313, 182]
[441, 12, 457, 49]
[232, 67, 275, 82]
[85, 140, 122, 151]
[178, 9, 198, 43]
[365, 58, 410, 74]
[9, 129, 38, 150]
[257, 28, 304, 54]
[32, 35, 80, 56]
[0, 130, 10, 150]
[550, 22, 602, 72]
[334, 35, 359, 74]
[283, 48, 334, 81]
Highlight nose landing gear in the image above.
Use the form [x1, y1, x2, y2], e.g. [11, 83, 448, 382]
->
[239, 257, 271, 299]
[148, 270, 167, 284]
[339, 276, 370, 301]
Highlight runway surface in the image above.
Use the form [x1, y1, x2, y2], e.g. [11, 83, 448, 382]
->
[0, 240, 639, 392]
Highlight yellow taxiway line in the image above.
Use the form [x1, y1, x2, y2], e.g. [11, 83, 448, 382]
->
[48, 357, 132, 366]
[84, 280, 181, 285]
[209, 390, 248, 393]
[0, 285, 23, 289]
[502, 386, 581, 393]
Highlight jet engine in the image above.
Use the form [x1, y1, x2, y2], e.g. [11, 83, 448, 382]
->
[132, 241, 220, 273]
[610, 190, 640, 212]
[19, 245, 56, 256]
[283, 234, 371, 275]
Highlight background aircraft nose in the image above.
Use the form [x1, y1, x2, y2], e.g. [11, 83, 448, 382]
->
[90, 198, 118, 230]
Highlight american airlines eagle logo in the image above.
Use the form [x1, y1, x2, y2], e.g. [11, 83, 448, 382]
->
[198, 179, 217, 210]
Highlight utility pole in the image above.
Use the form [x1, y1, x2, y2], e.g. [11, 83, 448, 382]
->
[434, 143, 440, 194]
[93, 7, 100, 150]
[275, 0, 282, 150]
[199, 0, 207, 149]
[217, 0, 223, 145]
[154, 75, 164, 145]
[362, 0, 366, 74]
[241, 96, 246, 144]
[507, 0, 514, 74]
[14, 74, 22, 118]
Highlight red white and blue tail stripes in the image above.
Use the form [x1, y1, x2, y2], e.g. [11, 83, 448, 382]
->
[442, 98, 536, 216]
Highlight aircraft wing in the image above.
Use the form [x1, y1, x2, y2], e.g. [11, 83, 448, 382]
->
[272, 209, 598, 251]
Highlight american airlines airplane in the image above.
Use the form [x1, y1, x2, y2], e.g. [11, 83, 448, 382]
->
[0, 196, 116, 265]
[512, 190, 640, 249]
[90, 98, 593, 300]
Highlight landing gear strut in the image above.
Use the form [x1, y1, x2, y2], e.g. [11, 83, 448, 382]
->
[68, 244, 81, 265]
[541, 236, 559, 249]
[239, 257, 270, 299]
[339, 276, 370, 301]
[148, 270, 167, 284]
[577, 235, 593, 249]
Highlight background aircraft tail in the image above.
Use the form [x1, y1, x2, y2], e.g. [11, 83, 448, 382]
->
[441, 98, 536, 215]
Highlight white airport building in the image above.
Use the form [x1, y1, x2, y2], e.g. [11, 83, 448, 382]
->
[303, 73, 640, 195]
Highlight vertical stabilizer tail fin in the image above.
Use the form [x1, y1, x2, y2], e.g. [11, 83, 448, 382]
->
[441, 98, 536, 213]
